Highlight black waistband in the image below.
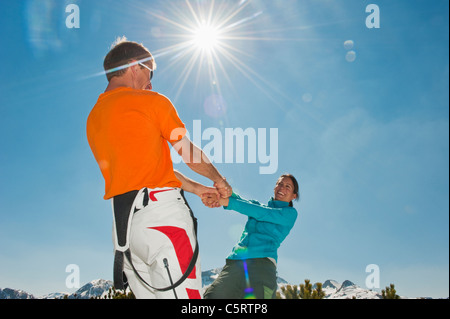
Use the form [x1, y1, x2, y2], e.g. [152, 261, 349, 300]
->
[225, 258, 276, 269]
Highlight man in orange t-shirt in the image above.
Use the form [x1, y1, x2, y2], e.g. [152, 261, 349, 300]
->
[86, 38, 231, 299]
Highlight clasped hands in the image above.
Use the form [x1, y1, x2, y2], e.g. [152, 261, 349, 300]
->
[199, 178, 232, 208]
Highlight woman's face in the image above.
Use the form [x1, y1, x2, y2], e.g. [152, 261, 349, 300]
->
[274, 176, 297, 203]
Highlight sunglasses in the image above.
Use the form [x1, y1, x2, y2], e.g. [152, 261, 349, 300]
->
[138, 62, 154, 81]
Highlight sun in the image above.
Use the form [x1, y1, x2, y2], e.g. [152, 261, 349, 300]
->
[192, 23, 220, 52]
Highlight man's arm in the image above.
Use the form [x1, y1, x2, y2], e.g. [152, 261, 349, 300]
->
[171, 136, 232, 198]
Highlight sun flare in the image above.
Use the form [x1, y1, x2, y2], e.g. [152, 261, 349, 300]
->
[140, 0, 266, 100]
[192, 23, 220, 52]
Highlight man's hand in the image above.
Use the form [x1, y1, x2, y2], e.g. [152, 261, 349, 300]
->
[194, 185, 219, 200]
[201, 193, 229, 208]
[201, 193, 220, 208]
[214, 178, 232, 199]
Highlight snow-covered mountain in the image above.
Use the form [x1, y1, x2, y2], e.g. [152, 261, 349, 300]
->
[322, 279, 341, 290]
[68, 279, 113, 299]
[0, 288, 35, 299]
[42, 279, 113, 299]
[1, 279, 113, 300]
[0, 269, 432, 299]
[58, 279, 113, 299]
[39, 292, 70, 299]
[201, 267, 223, 288]
[321, 279, 382, 299]
[276, 278, 383, 299]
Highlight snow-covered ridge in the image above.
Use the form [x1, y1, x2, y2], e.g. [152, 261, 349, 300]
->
[274, 278, 385, 299]
[321, 279, 382, 299]
[1, 279, 113, 300]
[0, 288, 35, 299]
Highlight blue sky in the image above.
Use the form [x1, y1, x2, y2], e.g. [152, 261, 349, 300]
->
[0, 0, 448, 298]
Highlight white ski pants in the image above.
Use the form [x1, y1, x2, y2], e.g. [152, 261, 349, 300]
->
[113, 187, 202, 299]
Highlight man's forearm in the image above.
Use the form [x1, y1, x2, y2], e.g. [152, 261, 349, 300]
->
[186, 153, 232, 199]
[174, 170, 198, 194]
[172, 136, 231, 198]
[185, 149, 224, 184]
[174, 137, 224, 183]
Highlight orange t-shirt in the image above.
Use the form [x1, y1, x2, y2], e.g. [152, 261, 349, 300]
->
[86, 87, 186, 199]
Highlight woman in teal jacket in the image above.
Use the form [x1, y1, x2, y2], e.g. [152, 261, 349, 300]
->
[203, 174, 299, 299]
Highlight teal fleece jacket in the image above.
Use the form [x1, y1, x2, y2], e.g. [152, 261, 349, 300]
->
[224, 193, 298, 262]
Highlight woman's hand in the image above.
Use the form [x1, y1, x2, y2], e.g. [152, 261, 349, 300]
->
[214, 178, 232, 199]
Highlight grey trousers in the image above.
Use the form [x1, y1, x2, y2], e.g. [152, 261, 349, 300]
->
[203, 258, 278, 299]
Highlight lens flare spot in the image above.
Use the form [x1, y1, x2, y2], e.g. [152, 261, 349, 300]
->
[346, 50, 357, 62]
[242, 260, 256, 299]
[344, 40, 354, 50]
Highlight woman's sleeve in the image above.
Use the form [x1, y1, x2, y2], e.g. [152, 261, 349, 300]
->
[224, 193, 297, 226]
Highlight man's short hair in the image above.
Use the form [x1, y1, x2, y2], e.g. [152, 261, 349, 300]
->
[103, 36, 156, 82]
